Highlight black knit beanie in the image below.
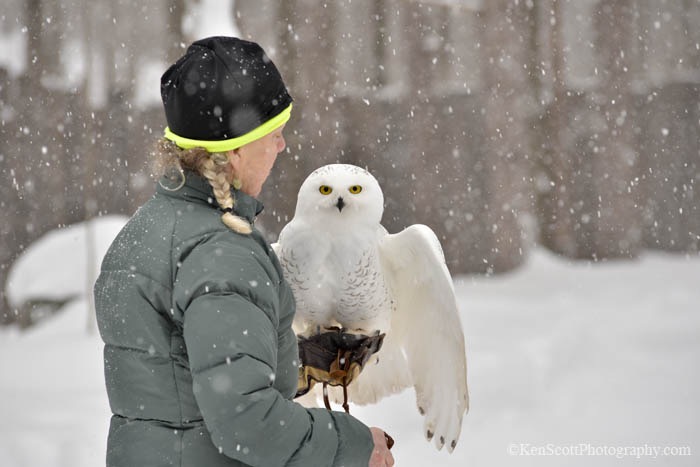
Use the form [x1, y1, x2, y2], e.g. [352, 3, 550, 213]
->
[161, 36, 293, 152]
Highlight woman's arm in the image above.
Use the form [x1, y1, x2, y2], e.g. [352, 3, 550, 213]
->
[183, 292, 373, 466]
[177, 237, 374, 466]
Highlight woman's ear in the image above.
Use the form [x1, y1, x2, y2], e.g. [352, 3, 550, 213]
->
[227, 148, 240, 164]
[226, 149, 245, 190]
[225, 149, 241, 177]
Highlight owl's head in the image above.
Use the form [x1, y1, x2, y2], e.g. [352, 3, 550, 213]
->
[294, 164, 384, 226]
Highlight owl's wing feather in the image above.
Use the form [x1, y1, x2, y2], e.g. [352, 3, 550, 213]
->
[378, 224, 469, 452]
[341, 326, 413, 404]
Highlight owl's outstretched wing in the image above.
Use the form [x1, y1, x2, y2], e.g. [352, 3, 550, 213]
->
[378, 224, 469, 452]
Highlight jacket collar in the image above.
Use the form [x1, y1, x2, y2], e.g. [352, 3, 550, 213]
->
[156, 170, 264, 223]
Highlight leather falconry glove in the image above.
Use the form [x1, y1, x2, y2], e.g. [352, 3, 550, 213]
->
[296, 327, 385, 409]
[295, 327, 394, 449]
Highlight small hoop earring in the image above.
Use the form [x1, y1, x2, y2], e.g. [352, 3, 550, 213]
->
[159, 164, 186, 191]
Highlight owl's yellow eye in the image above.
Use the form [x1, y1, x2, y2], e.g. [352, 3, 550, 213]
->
[319, 185, 333, 195]
[349, 185, 363, 194]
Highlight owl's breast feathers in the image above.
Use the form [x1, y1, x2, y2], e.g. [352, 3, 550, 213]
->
[280, 234, 392, 333]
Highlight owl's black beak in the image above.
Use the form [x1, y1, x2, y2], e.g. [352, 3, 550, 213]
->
[335, 196, 345, 212]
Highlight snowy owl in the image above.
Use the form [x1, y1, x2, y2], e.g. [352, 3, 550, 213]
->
[273, 163, 469, 452]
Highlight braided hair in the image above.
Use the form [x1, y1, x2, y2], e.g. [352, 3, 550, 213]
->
[153, 139, 252, 235]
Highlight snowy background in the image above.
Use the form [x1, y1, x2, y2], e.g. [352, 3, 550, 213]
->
[2, 0, 699, 465]
[1, 218, 698, 466]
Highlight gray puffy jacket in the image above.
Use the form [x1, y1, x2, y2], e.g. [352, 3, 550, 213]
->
[95, 171, 373, 466]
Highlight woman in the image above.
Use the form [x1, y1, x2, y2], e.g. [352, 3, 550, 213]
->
[94, 36, 394, 467]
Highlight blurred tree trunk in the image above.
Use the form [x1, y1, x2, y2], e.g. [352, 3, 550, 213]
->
[534, 0, 581, 258]
[0, 64, 11, 323]
[636, 0, 700, 251]
[638, 87, 700, 251]
[0, 2, 23, 323]
[477, 0, 536, 272]
[589, 0, 642, 258]
[394, 1, 449, 266]
[233, 0, 280, 53]
[5, 0, 72, 324]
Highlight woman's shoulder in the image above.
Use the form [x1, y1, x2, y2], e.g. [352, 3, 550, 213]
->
[150, 192, 228, 243]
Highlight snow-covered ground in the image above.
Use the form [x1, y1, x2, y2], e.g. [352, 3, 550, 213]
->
[1, 247, 698, 466]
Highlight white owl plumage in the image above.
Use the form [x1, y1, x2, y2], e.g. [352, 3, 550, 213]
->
[273, 164, 469, 452]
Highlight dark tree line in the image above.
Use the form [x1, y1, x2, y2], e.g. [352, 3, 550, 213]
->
[1, 0, 698, 325]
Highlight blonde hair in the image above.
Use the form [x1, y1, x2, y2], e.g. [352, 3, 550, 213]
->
[153, 139, 252, 235]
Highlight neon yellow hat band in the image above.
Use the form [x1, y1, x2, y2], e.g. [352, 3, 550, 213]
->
[164, 103, 292, 152]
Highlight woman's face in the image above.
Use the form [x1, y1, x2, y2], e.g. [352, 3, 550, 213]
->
[229, 125, 286, 197]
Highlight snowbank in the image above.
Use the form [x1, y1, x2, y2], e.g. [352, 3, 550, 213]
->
[5, 215, 127, 308]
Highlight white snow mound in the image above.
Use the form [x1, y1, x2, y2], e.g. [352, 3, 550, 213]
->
[5, 215, 127, 308]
